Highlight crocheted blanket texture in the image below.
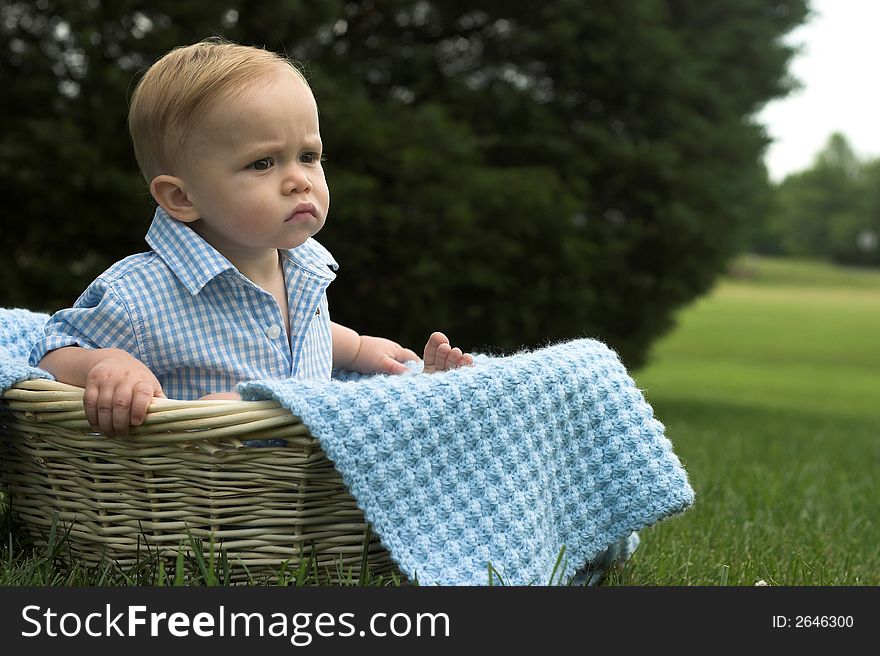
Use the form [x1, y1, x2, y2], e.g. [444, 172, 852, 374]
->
[240, 341, 695, 585]
[1, 308, 694, 585]
[0, 309, 52, 391]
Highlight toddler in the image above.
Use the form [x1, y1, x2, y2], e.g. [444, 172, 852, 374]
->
[30, 39, 472, 436]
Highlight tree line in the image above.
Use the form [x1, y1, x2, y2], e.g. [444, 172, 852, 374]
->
[750, 133, 880, 268]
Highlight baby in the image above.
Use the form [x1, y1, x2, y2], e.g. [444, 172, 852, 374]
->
[30, 39, 472, 436]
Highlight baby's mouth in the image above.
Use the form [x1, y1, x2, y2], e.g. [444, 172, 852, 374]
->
[286, 203, 318, 222]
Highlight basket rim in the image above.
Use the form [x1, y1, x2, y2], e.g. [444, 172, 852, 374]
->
[1, 378, 304, 438]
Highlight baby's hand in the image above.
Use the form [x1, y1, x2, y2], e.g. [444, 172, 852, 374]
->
[82, 349, 165, 436]
[351, 336, 420, 375]
[422, 332, 474, 374]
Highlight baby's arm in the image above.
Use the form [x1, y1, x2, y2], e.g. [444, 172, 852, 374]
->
[39, 347, 165, 436]
[331, 322, 419, 374]
[331, 323, 472, 374]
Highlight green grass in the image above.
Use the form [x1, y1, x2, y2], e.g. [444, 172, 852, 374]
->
[3, 255, 878, 585]
[0, 507, 404, 586]
[610, 255, 880, 585]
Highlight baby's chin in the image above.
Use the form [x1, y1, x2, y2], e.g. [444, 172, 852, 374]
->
[280, 220, 325, 245]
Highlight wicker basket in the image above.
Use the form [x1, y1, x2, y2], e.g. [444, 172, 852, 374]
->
[0, 378, 399, 583]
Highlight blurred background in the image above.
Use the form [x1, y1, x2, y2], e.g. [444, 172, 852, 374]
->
[0, 0, 823, 367]
[2, 0, 878, 584]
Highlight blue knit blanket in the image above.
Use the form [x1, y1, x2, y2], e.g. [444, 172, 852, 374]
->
[1, 308, 694, 585]
[0, 308, 53, 391]
[242, 342, 695, 585]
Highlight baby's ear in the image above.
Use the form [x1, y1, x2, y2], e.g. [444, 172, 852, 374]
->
[150, 175, 199, 223]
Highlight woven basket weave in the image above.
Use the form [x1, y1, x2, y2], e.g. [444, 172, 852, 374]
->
[0, 378, 399, 583]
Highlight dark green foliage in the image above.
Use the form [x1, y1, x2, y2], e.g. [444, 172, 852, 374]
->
[1, 0, 807, 367]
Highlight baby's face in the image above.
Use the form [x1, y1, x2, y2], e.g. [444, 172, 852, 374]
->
[178, 66, 329, 259]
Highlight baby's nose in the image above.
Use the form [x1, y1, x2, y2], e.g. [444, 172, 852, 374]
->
[283, 168, 312, 194]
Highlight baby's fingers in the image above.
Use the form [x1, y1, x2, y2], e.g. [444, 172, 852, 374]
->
[423, 332, 448, 364]
[93, 382, 120, 436]
[446, 346, 464, 370]
[446, 349, 474, 368]
[397, 347, 420, 363]
[110, 385, 137, 436]
[129, 381, 161, 427]
[380, 356, 411, 375]
[82, 384, 100, 432]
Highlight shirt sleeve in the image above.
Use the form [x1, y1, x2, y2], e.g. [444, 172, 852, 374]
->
[28, 278, 141, 368]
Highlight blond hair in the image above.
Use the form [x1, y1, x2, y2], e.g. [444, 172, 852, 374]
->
[128, 38, 307, 182]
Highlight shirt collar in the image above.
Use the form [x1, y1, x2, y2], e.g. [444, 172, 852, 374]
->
[283, 237, 339, 282]
[145, 207, 339, 295]
[146, 207, 236, 296]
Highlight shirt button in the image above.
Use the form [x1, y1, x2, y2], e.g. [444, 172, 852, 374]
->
[265, 325, 282, 339]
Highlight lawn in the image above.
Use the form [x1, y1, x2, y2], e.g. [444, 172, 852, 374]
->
[612, 255, 880, 585]
[2, 255, 878, 585]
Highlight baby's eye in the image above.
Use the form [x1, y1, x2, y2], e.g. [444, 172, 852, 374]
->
[249, 157, 274, 171]
[300, 152, 325, 164]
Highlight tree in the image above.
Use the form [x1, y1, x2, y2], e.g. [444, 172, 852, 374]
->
[761, 133, 880, 266]
[855, 160, 880, 266]
[1, 0, 809, 367]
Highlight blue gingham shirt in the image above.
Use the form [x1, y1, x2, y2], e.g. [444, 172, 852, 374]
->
[29, 207, 338, 400]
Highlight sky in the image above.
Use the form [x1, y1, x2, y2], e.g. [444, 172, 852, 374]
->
[758, 0, 880, 181]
